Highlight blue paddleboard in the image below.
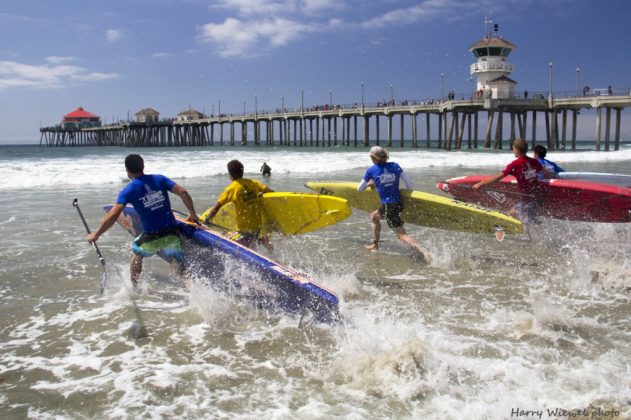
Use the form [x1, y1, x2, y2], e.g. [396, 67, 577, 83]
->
[105, 205, 339, 323]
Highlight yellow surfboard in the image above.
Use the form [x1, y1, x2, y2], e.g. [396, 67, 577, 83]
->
[304, 181, 523, 235]
[200, 192, 352, 236]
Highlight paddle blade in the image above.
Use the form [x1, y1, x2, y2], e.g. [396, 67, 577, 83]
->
[99, 262, 107, 295]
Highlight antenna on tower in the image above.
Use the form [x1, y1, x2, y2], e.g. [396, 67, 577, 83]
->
[484, 16, 493, 38]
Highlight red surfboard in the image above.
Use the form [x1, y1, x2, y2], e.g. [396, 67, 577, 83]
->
[437, 175, 631, 223]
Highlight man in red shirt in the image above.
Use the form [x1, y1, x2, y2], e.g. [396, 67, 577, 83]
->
[473, 139, 552, 226]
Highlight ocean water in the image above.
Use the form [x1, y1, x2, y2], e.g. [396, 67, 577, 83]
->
[1, 144, 631, 419]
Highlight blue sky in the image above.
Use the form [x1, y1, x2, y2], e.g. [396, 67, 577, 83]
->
[1, 0, 629, 144]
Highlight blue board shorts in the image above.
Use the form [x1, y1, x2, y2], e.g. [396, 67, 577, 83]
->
[131, 226, 183, 262]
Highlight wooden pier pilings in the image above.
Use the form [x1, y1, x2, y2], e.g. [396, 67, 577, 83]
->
[40, 94, 631, 150]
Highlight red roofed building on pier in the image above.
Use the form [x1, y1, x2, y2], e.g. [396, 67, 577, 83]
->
[62, 107, 102, 129]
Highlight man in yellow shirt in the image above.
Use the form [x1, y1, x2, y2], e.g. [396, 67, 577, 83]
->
[204, 160, 274, 251]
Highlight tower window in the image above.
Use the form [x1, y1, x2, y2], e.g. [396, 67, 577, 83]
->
[489, 47, 502, 56]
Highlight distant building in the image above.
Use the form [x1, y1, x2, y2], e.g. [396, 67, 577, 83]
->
[176, 108, 205, 121]
[487, 75, 517, 99]
[62, 107, 101, 130]
[135, 108, 160, 123]
[469, 19, 517, 99]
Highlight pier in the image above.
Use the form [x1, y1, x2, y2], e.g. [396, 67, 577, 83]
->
[40, 91, 630, 151]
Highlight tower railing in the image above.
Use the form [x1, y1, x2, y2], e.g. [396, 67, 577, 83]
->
[470, 62, 514, 73]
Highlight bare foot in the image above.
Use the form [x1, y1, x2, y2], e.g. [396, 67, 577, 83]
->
[364, 243, 379, 252]
[414, 250, 432, 264]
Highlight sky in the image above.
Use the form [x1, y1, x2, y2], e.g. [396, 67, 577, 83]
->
[1, 0, 630, 144]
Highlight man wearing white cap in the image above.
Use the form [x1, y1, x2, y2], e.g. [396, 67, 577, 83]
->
[357, 146, 431, 263]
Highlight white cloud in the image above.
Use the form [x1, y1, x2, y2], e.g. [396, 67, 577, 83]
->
[198, 17, 316, 57]
[200, 0, 521, 58]
[200, 0, 342, 57]
[302, 0, 344, 14]
[105, 28, 124, 43]
[0, 60, 118, 90]
[213, 0, 343, 16]
[360, 0, 470, 29]
[45, 56, 77, 64]
[213, 0, 297, 16]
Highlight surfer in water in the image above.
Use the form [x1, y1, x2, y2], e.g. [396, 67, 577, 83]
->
[86, 154, 199, 288]
[533, 145, 565, 179]
[205, 159, 274, 252]
[473, 139, 552, 230]
[358, 146, 432, 263]
[260, 162, 271, 177]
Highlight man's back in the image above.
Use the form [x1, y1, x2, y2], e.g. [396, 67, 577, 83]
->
[503, 156, 543, 195]
[117, 174, 177, 232]
[218, 178, 267, 233]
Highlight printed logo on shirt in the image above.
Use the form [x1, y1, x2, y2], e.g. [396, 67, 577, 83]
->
[242, 188, 257, 203]
[523, 163, 538, 181]
[140, 185, 166, 210]
[379, 171, 396, 186]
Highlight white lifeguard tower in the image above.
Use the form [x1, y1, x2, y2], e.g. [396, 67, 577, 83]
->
[469, 19, 517, 99]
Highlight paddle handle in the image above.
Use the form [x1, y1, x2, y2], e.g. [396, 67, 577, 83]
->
[73, 199, 107, 293]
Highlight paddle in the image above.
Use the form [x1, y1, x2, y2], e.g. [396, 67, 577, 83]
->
[73, 198, 107, 295]
[73, 200, 151, 339]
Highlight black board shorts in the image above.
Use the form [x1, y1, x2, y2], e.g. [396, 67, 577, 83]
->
[379, 201, 404, 229]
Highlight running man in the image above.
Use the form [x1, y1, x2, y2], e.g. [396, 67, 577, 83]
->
[473, 139, 552, 227]
[87, 154, 198, 287]
[358, 146, 432, 263]
[205, 159, 274, 252]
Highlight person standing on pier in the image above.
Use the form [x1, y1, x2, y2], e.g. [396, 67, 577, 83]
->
[533, 145, 565, 178]
[205, 160, 274, 252]
[87, 154, 199, 288]
[472, 139, 552, 228]
[358, 146, 432, 263]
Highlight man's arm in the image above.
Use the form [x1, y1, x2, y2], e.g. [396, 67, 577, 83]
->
[87, 203, 125, 243]
[358, 178, 374, 192]
[400, 172, 413, 190]
[204, 201, 223, 224]
[171, 184, 198, 223]
[472, 172, 505, 189]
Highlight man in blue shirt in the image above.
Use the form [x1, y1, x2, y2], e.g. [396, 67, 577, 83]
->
[533, 145, 565, 179]
[358, 146, 431, 263]
[87, 154, 198, 287]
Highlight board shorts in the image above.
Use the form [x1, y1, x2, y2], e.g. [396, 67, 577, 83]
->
[514, 196, 542, 224]
[131, 226, 183, 262]
[378, 201, 404, 229]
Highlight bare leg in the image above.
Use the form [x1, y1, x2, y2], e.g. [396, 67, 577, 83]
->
[393, 227, 432, 263]
[130, 254, 143, 287]
[365, 209, 381, 251]
[170, 257, 190, 288]
[259, 236, 274, 253]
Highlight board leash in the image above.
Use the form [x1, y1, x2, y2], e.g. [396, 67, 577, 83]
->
[73, 198, 107, 295]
